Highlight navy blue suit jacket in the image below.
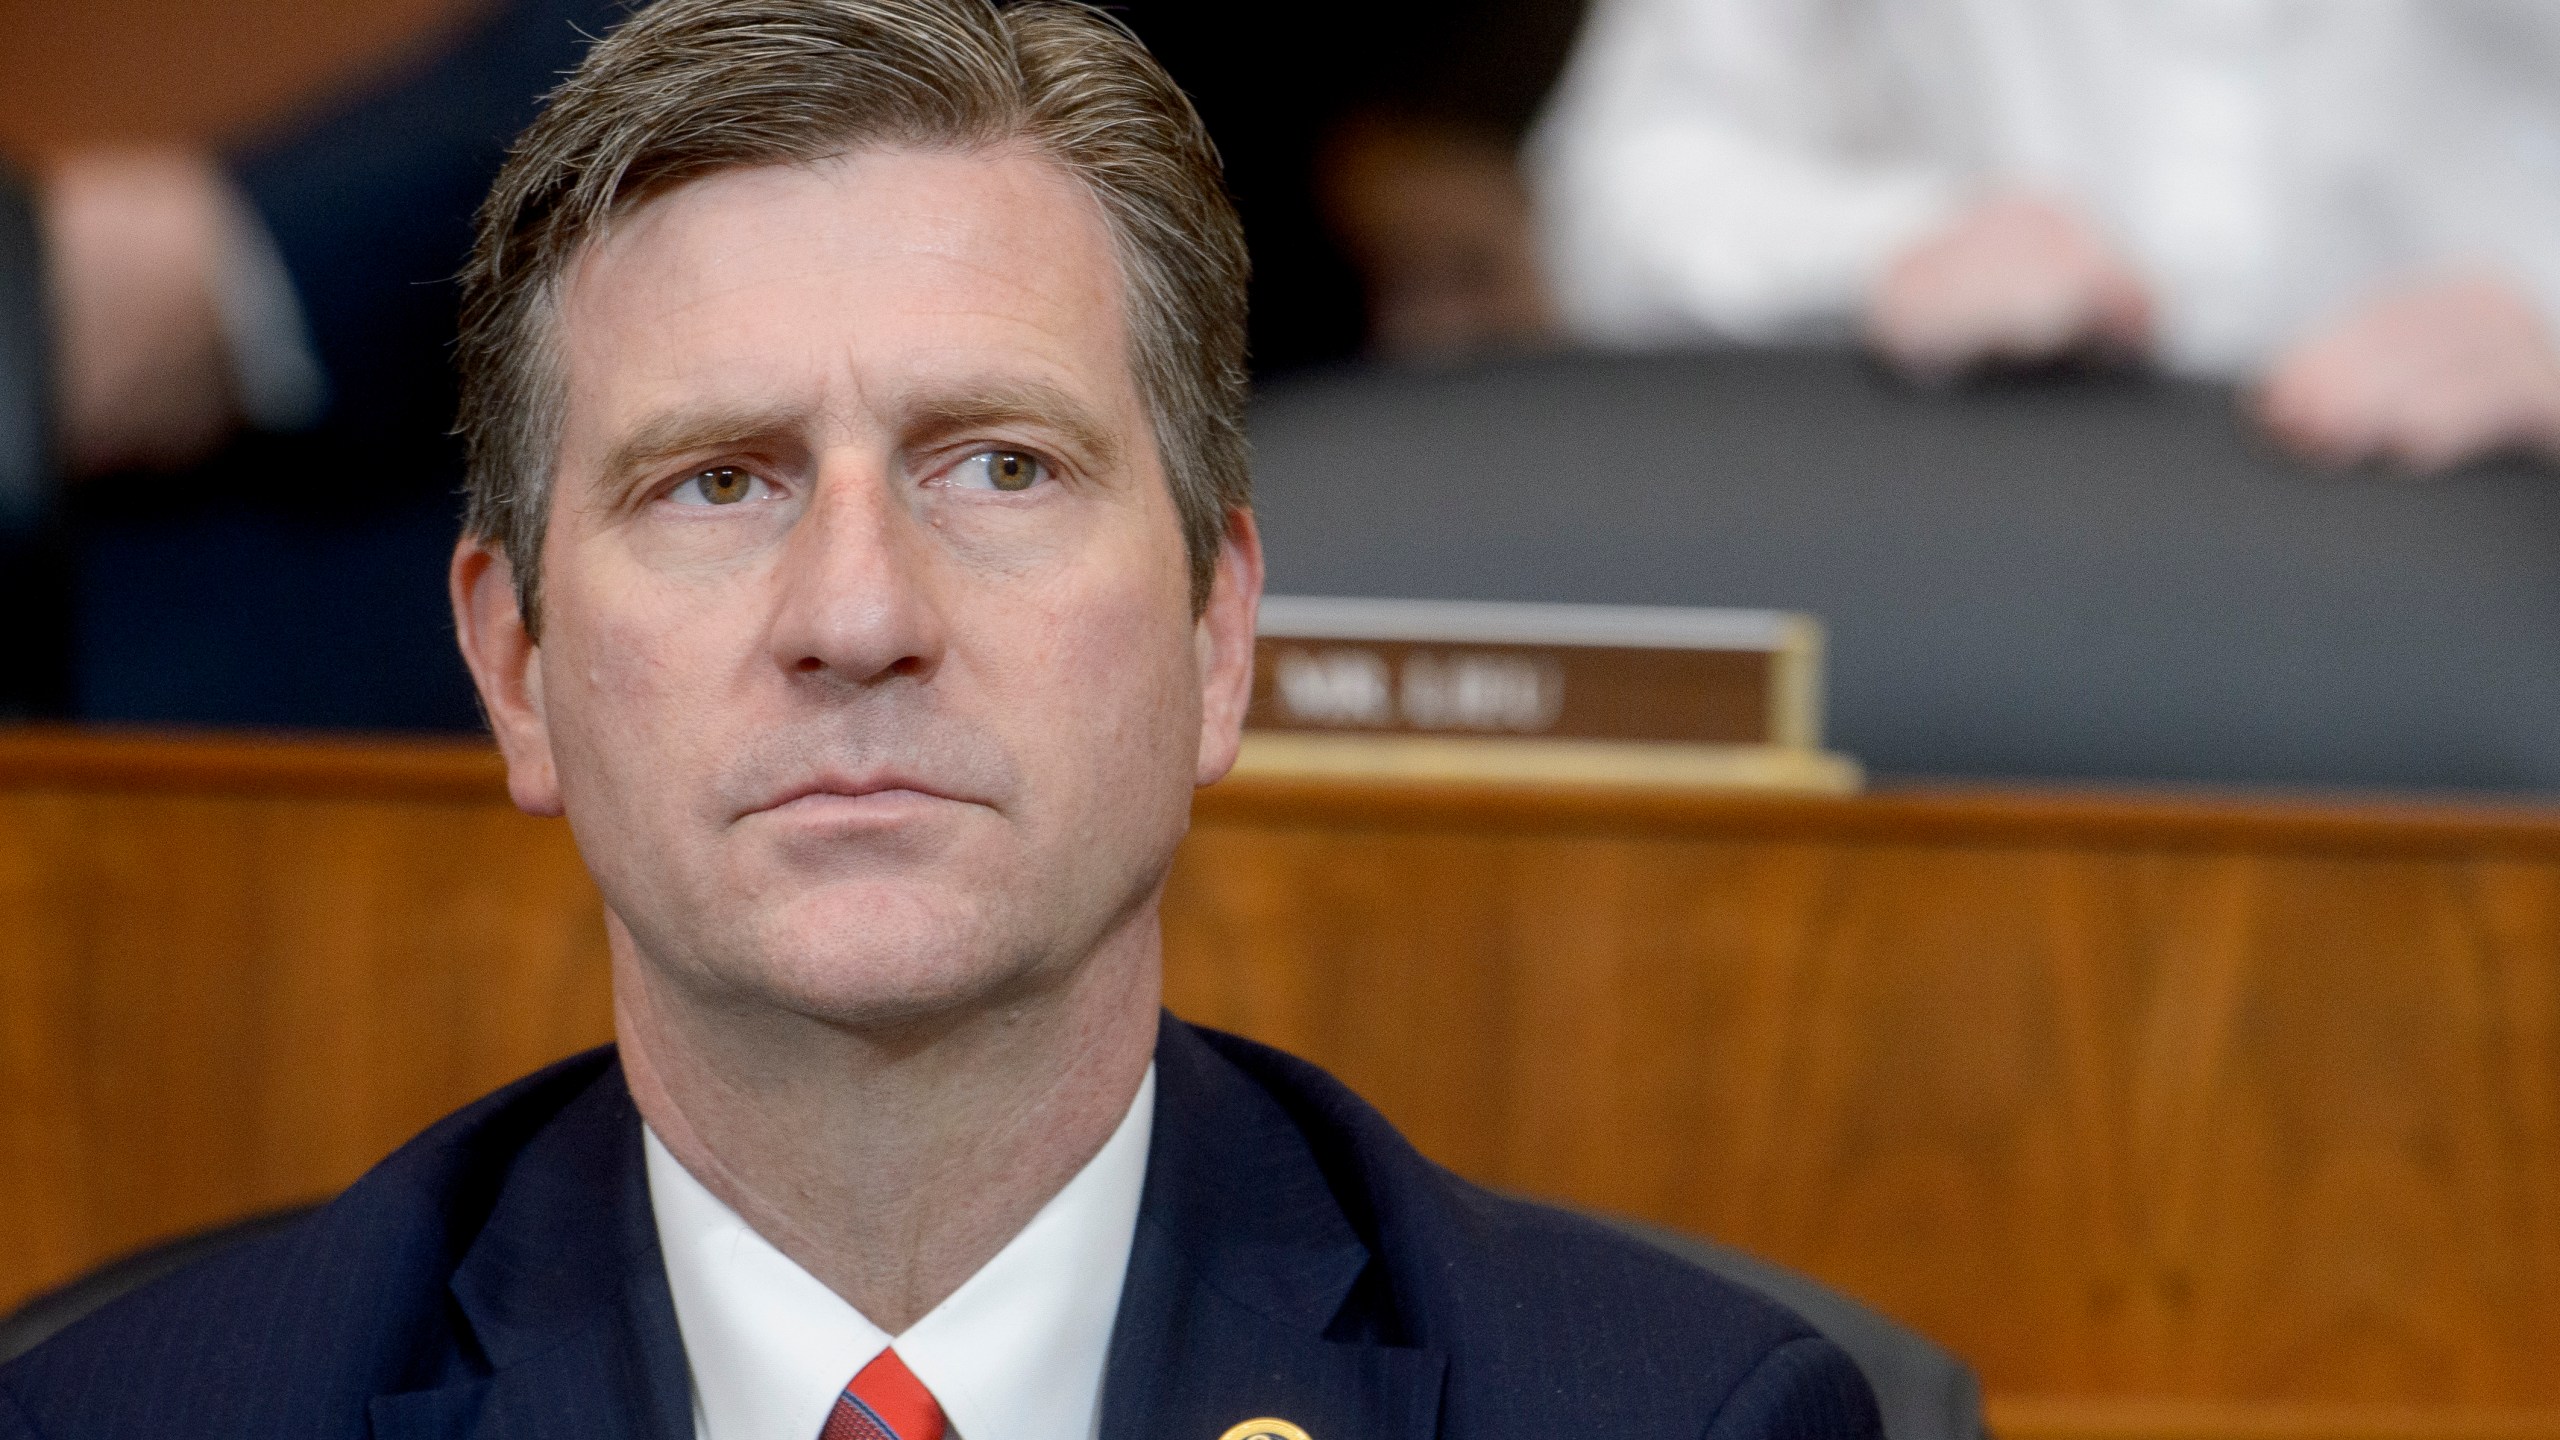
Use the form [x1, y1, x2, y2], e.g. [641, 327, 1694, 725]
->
[0, 1020, 1881, 1439]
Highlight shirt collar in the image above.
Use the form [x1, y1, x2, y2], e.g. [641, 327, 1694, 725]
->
[646, 1065, 1155, 1440]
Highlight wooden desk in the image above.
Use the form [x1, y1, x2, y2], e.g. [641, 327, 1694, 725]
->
[5, 730, 2557, 1439]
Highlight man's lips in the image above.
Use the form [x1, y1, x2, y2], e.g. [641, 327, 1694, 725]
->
[741, 773, 984, 821]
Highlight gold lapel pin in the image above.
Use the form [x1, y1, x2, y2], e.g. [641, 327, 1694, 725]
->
[1218, 1421, 1311, 1440]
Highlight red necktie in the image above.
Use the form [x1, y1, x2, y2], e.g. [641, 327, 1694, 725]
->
[819, 1348, 949, 1440]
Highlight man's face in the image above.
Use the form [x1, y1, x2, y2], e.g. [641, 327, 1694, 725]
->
[456, 146, 1258, 1026]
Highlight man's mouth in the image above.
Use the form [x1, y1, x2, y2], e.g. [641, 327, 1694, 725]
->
[743, 770, 984, 822]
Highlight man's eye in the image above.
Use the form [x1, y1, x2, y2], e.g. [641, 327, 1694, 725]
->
[670, 467, 767, 506]
[949, 449, 1047, 493]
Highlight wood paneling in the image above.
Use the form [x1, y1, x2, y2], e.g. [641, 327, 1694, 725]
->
[0, 733, 608, 1307]
[1159, 810, 2560, 1419]
[4, 730, 2558, 1438]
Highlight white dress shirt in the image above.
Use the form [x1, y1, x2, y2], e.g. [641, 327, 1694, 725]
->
[644, 1067, 1156, 1440]
[1528, 0, 2560, 375]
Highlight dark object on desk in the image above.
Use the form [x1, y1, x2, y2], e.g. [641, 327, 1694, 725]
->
[68, 464, 484, 731]
[1250, 348, 2560, 793]
[0, 163, 43, 531]
[0, 162, 70, 721]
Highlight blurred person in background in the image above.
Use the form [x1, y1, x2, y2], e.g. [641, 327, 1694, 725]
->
[1316, 0, 1587, 360]
[7, 0, 618, 726]
[1527, 0, 2560, 472]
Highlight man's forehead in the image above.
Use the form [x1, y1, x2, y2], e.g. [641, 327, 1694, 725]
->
[553, 145, 1136, 418]
[564, 145, 1119, 314]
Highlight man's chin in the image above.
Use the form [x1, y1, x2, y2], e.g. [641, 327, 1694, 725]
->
[725, 886, 1052, 1028]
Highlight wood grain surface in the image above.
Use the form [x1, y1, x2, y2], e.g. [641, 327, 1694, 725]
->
[1160, 806, 2560, 1420]
[0, 750, 609, 1306]
[3, 730, 2557, 1438]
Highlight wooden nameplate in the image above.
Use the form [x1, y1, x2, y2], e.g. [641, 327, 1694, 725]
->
[1240, 596, 1860, 794]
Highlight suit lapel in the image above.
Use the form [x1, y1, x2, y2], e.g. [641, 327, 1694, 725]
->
[370, 1063, 692, 1440]
[1102, 1021, 1446, 1440]
[1103, 1238, 1444, 1440]
[368, 1024, 1450, 1440]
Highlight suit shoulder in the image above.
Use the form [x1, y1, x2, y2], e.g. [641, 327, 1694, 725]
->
[0, 1049, 622, 1439]
[1186, 1024, 1882, 1438]
[1427, 1188, 1882, 1437]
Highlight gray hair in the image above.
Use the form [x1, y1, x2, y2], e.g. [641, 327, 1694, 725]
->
[455, 0, 1251, 630]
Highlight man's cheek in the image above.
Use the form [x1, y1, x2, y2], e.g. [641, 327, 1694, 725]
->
[547, 602, 726, 798]
[1056, 593, 1203, 777]
[1016, 581, 1179, 721]
[584, 575, 730, 696]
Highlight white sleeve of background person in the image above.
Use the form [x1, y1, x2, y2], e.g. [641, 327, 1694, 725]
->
[2379, 1, 2560, 355]
[1524, 0, 1964, 347]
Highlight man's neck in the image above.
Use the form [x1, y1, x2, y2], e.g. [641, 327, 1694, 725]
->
[614, 913, 1162, 1333]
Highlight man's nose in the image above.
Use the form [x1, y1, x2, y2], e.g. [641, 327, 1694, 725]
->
[764, 454, 948, 687]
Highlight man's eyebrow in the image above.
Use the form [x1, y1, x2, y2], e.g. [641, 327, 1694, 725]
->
[594, 401, 815, 495]
[903, 381, 1126, 470]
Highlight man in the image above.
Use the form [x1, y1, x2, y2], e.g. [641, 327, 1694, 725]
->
[1529, 0, 2560, 472]
[0, 3, 1882, 1437]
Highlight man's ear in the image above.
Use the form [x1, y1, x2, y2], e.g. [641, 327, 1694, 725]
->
[451, 538, 565, 818]
[1193, 508, 1264, 788]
